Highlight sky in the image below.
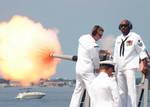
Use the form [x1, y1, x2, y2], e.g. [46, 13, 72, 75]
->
[0, 0, 150, 79]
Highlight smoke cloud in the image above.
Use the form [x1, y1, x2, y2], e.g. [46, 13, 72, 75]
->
[0, 15, 62, 86]
[100, 35, 116, 54]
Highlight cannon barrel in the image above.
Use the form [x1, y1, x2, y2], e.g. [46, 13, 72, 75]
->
[51, 54, 77, 62]
[50, 50, 112, 62]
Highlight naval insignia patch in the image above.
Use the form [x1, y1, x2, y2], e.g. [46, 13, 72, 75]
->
[137, 40, 143, 47]
[127, 40, 133, 46]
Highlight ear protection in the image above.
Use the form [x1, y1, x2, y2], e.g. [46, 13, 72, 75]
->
[119, 20, 133, 30]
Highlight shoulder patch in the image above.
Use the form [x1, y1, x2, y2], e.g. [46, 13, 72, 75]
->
[137, 40, 143, 47]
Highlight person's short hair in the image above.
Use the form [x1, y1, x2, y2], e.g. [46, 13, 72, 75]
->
[92, 25, 104, 36]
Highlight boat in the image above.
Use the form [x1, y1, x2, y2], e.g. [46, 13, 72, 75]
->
[16, 88, 46, 99]
[16, 91, 45, 99]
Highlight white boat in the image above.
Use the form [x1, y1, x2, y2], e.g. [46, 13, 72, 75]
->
[16, 91, 46, 99]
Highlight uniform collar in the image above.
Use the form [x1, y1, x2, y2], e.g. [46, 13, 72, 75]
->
[121, 32, 131, 39]
[89, 34, 96, 42]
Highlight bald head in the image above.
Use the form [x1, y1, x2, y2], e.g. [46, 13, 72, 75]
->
[120, 19, 129, 25]
[119, 19, 132, 30]
[119, 19, 132, 35]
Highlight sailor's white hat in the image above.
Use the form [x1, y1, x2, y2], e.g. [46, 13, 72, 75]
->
[99, 60, 115, 66]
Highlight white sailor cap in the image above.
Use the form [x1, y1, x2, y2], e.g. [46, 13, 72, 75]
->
[99, 60, 115, 66]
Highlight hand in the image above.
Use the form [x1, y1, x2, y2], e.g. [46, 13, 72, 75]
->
[141, 68, 148, 76]
[140, 59, 148, 75]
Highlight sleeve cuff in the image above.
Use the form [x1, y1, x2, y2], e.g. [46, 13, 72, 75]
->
[139, 51, 148, 59]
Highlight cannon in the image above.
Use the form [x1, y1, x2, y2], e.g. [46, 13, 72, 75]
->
[51, 54, 78, 62]
[50, 50, 112, 62]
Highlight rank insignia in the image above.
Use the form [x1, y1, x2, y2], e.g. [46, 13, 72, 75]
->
[127, 40, 133, 46]
[137, 40, 143, 47]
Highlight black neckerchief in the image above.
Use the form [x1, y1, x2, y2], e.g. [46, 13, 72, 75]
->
[120, 36, 129, 56]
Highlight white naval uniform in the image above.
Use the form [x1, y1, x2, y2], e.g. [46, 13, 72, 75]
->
[69, 34, 100, 107]
[113, 32, 147, 107]
[89, 72, 121, 107]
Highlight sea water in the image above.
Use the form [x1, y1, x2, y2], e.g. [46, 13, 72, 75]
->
[0, 86, 74, 107]
[0, 71, 149, 107]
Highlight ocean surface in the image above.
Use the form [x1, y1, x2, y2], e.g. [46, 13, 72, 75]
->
[0, 86, 74, 107]
[0, 84, 149, 107]
[0, 69, 148, 107]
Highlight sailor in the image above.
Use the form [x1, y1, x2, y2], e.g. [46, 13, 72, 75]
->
[69, 25, 104, 107]
[113, 19, 148, 107]
[89, 60, 121, 107]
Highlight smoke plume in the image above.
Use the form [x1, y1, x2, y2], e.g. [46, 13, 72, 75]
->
[100, 35, 115, 54]
[0, 15, 62, 86]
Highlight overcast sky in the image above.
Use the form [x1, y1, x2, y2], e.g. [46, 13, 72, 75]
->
[0, 0, 150, 79]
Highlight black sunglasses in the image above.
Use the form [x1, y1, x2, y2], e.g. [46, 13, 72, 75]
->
[120, 24, 129, 28]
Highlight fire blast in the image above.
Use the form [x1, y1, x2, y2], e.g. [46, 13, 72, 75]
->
[0, 15, 62, 86]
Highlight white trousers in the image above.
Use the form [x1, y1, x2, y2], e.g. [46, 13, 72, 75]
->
[69, 72, 95, 107]
[117, 69, 137, 107]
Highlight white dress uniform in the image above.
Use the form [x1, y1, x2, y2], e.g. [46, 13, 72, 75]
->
[69, 34, 100, 107]
[89, 72, 121, 107]
[113, 32, 147, 107]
